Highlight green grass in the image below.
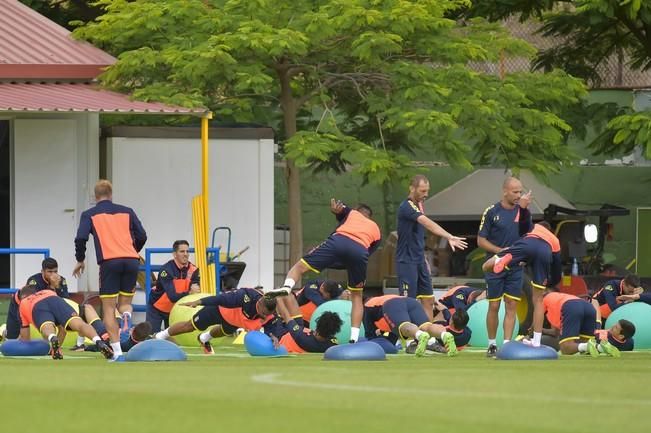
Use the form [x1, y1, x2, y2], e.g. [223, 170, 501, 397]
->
[0, 299, 9, 325]
[1, 344, 650, 433]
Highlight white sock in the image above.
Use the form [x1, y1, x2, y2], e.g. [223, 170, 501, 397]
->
[47, 334, 56, 342]
[350, 327, 360, 342]
[596, 343, 604, 353]
[92, 336, 101, 343]
[283, 278, 295, 289]
[503, 339, 510, 344]
[488, 339, 496, 347]
[428, 337, 438, 345]
[441, 331, 451, 340]
[414, 330, 426, 340]
[199, 332, 212, 343]
[111, 342, 123, 357]
[155, 329, 170, 340]
[122, 311, 132, 319]
[76, 335, 85, 346]
[532, 332, 542, 347]
[577, 342, 588, 353]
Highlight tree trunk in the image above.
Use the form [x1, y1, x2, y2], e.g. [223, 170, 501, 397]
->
[279, 69, 303, 267]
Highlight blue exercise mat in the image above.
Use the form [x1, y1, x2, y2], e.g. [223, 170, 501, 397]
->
[244, 331, 289, 357]
[323, 341, 387, 361]
[496, 341, 558, 360]
[1, 339, 50, 357]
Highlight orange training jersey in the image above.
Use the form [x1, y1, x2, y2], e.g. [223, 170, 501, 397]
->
[19, 290, 58, 327]
[279, 332, 307, 353]
[526, 224, 561, 253]
[335, 210, 381, 249]
[543, 292, 579, 329]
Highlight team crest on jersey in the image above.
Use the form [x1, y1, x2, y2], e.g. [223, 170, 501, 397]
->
[292, 324, 300, 331]
[243, 294, 250, 303]
[28, 279, 37, 285]
[408, 200, 421, 213]
[456, 294, 465, 300]
[159, 270, 168, 278]
[605, 285, 614, 291]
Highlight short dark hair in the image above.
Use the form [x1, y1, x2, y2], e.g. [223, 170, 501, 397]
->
[618, 319, 636, 339]
[173, 240, 190, 252]
[356, 203, 373, 217]
[451, 309, 469, 329]
[42, 257, 58, 270]
[260, 296, 277, 313]
[18, 285, 37, 300]
[315, 311, 343, 340]
[624, 274, 640, 288]
[132, 322, 153, 342]
[322, 281, 343, 299]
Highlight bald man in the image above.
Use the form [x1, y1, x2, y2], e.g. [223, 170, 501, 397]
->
[478, 176, 533, 357]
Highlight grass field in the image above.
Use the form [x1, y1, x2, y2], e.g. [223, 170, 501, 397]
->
[1, 343, 650, 433]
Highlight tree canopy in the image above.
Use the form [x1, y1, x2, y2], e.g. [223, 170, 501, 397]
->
[74, 0, 586, 261]
[20, 0, 102, 29]
[463, 0, 651, 159]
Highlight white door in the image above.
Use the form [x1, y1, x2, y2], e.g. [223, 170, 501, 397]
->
[13, 119, 78, 290]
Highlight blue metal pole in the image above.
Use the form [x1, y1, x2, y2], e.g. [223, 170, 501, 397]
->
[0, 248, 50, 256]
[0, 248, 50, 293]
[145, 249, 152, 304]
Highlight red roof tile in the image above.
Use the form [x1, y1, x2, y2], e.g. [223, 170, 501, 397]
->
[0, 0, 115, 79]
[0, 82, 207, 115]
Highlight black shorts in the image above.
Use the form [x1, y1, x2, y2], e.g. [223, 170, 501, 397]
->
[382, 297, 429, 339]
[190, 307, 237, 335]
[302, 234, 369, 290]
[499, 238, 551, 289]
[32, 297, 80, 332]
[485, 266, 524, 301]
[99, 258, 140, 298]
[397, 261, 433, 298]
[560, 299, 596, 343]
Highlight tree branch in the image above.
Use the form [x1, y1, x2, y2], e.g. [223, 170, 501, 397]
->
[295, 76, 339, 107]
[614, 10, 651, 59]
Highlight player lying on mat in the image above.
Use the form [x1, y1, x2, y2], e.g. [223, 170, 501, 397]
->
[265, 294, 342, 353]
[17, 285, 112, 360]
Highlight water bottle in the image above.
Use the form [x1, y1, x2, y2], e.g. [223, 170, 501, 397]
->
[571, 257, 579, 276]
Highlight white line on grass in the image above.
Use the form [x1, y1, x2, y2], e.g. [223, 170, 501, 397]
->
[186, 353, 251, 358]
[0, 355, 96, 360]
[251, 373, 651, 407]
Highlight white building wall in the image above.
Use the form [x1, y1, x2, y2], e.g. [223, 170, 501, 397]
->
[107, 133, 275, 290]
[12, 113, 99, 291]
